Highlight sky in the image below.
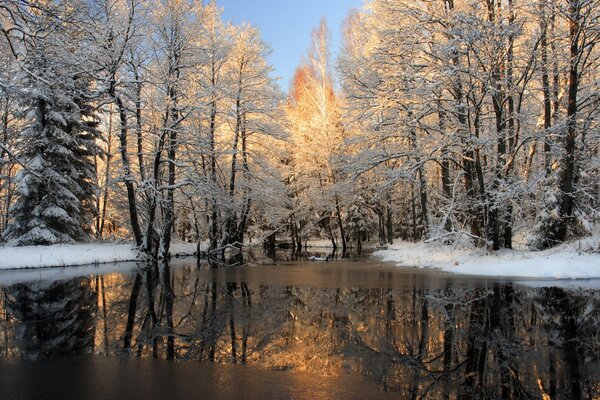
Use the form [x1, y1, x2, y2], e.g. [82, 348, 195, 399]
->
[217, 0, 365, 92]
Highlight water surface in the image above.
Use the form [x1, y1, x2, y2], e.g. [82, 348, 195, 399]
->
[0, 250, 598, 399]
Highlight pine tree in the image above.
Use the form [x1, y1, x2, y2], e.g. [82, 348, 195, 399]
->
[2, 3, 102, 246]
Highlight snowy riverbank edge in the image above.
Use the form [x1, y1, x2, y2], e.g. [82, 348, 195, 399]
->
[0, 242, 204, 270]
[373, 239, 600, 279]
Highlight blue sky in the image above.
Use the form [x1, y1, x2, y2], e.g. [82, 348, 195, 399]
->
[217, 0, 365, 91]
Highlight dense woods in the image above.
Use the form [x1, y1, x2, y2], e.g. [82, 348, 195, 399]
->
[339, 0, 600, 250]
[0, 0, 288, 258]
[1, 0, 599, 256]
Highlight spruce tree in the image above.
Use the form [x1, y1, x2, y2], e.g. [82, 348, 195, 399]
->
[2, 3, 102, 246]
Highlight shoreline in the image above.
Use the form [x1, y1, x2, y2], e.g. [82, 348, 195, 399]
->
[0, 242, 203, 270]
[374, 239, 600, 279]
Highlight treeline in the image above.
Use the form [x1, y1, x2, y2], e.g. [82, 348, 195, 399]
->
[1, 0, 599, 255]
[0, 0, 288, 257]
[339, 0, 600, 250]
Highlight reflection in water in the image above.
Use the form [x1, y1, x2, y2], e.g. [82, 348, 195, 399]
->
[0, 258, 599, 399]
[2, 278, 96, 360]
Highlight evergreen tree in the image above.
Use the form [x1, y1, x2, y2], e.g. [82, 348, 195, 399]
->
[2, 2, 102, 245]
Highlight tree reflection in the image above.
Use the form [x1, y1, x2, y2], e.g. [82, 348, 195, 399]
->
[1, 266, 599, 398]
[3, 278, 96, 360]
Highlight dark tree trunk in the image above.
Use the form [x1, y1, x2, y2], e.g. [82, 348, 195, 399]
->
[335, 196, 346, 253]
[438, 101, 453, 234]
[487, 0, 506, 251]
[143, 123, 168, 258]
[97, 108, 113, 238]
[133, 65, 146, 184]
[540, 0, 553, 176]
[160, 98, 178, 259]
[209, 98, 219, 251]
[0, 97, 12, 235]
[386, 196, 394, 244]
[411, 184, 417, 241]
[234, 114, 251, 245]
[503, 0, 516, 250]
[557, 0, 581, 243]
[113, 91, 142, 246]
[226, 85, 243, 246]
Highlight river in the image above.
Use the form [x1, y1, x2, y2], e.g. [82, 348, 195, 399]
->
[0, 249, 598, 399]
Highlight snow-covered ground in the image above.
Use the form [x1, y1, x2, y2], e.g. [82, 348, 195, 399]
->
[374, 238, 600, 279]
[0, 262, 139, 286]
[305, 239, 337, 248]
[0, 241, 205, 270]
[303, 239, 377, 249]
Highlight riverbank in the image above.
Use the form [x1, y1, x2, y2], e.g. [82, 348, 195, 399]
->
[0, 242, 203, 270]
[374, 236, 600, 279]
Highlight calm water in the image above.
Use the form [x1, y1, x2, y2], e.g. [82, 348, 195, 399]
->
[0, 250, 598, 399]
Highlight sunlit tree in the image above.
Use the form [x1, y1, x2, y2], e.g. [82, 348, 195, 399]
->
[287, 19, 348, 251]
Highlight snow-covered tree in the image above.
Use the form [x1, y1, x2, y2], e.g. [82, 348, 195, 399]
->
[339, 0, 600, 250]
[220, 24, 287, 247]
[287, 19, 348, 251]
[3, 1, 102, 245]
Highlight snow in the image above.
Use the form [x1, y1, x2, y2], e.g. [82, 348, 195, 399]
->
[0, 262, 139, 286]
[0, 241, 208, 270]
[170, 241, 210, 257]
[303, 239, 377, 249]
[305, 239, 337, 248]
[518, 279, 600, 290]
[374, 238, 600, 279]
[0, 243, 137, 270]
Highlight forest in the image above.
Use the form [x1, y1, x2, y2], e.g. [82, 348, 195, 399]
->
[0, 0, 599, 259]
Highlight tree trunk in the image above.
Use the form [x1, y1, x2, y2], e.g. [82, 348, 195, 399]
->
[487, 0, 506, 251]
[503, 0, 516, 249]
[160, 49, 181, 259]
[386, 196, 394, 244]
[97, 106, 113, 238]
[557, 0, 581, 242]
[112, 90, 142, 247]
[540, 0, 553, 176]
[160, 123, 177, 259]
[234, 113, 251, 245]
[446, 0, 486, 243]
[133, 65, 146, 184]
[0, 97, 12, 235]
[438, 101, 453, 233]
[408, 110, 430, 239]
[226, 84, 243, 245]
[209, 98, 219, 251]
[144, 110, 170, 257]
[334, 196, 346, 253]
[411, 184, 417, 241]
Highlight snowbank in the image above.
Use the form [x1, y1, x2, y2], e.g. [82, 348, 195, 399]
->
[374, 239, 600, 279]
[0, 241, 206, 270]
[303, 239, 377, 249]
[305, 239, 336, 248]
[170, 241, 209, 257]
[0, 262, 139, 286]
